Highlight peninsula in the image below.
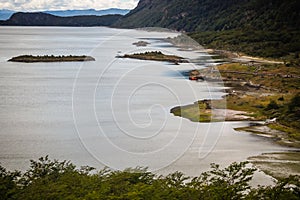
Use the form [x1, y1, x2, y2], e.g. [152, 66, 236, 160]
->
[171, 60, 300, 147]
[8, 55, 96, 63]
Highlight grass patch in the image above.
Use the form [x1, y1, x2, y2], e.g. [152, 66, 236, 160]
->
[170, 101, 213, 122]
[268, 124, 300, 142]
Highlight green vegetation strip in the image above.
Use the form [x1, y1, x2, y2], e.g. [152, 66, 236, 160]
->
[8, 55, 95, 63]
[189, 30, 300, 66]
[1, 156, 299, 199]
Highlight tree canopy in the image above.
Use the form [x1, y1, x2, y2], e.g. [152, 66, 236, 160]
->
[1, 156, 299, 199]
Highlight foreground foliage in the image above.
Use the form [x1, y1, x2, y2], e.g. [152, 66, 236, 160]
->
[1, 157, 299, 199]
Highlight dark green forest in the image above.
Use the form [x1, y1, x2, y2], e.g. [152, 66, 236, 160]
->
[1, 157, 299, 200]
[115, 0, 300, 32]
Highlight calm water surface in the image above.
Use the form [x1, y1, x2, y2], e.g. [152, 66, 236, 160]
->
[0, 27, 288, 180]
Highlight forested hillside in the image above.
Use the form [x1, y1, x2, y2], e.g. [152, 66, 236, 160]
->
[115, 0, 300, 32]
[114, 0, 300, 61]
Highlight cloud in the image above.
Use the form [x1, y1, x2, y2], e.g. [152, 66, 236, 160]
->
[0, 0, 139, 11]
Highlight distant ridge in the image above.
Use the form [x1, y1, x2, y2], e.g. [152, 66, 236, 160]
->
[0, 12, 122, 26]
[0, 8, 129, 20]
[0, 9, 14, 20]
[44, 8, 130, 17]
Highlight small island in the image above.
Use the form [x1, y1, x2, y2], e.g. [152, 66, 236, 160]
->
[132, 41, 150, 47]
[8, 55, 96, 63]
[118, 51, 188, 64]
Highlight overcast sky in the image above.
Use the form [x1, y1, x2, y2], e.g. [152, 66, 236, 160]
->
[0, 0, 139, 11]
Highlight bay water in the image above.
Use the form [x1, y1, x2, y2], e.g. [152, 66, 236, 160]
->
[0, 27, 288, 183]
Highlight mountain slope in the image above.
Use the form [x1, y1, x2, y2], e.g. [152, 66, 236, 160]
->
[114, 0, 300, 32]
[0, 12, 122, 26]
